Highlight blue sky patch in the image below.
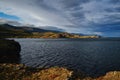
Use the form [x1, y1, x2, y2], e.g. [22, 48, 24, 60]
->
[0, 12, 20, 21]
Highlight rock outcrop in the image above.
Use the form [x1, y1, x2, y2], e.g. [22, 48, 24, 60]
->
[0, 64, 120, 80]
[0, 39, 21, 63]
[0, 64, 72, 80]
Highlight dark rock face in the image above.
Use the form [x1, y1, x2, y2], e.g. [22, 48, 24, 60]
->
[0, 39, 21, 63]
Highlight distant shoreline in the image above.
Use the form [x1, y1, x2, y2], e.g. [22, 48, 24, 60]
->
[0, 24, 101, 39]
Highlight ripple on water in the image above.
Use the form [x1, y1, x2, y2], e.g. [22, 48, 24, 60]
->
[15, 38, 120, 77]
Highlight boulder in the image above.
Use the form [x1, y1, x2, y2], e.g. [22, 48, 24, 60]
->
[0, 39, 21, 63]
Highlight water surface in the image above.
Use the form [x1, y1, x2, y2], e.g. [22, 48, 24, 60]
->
[15, 38, 120, 77]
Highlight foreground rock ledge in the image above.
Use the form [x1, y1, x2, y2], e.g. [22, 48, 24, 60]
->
[0, 64, 72, 80]
[0, 64, 120, 80]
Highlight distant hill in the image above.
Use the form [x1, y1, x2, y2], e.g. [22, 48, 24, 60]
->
[0, 24, 101, 38]
[0, 24, 30, 38]
[0, 24, 61, 33]
[0, 24, 61, 38]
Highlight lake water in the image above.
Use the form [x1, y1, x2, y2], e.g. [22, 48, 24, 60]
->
[15, 38, 120, 77]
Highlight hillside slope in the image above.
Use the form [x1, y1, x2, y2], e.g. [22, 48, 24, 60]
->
[0, 24, 100, 38]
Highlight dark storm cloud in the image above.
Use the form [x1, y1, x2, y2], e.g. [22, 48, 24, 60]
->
[61, 0, 89, 9]
[40, 26, 65, 32]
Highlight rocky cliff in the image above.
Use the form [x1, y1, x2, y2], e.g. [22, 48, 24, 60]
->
[0, 39, 21, 63]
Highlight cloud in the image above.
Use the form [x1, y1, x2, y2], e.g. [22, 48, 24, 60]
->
[0, 0, 120, 36]
[40, 26, 65, 32]
[0, 0, 72, 27]
[0, 18, 22, 26]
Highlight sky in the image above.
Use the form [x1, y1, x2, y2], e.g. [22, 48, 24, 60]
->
[0, 0, 120, 37]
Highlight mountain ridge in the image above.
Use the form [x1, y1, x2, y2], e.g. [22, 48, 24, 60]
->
[0, 24, 101, 38]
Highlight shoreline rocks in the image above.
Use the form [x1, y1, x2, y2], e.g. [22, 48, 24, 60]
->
[0, 64, 72, 80]
[0, 39, 21, 63]
[0, 63, 120, 80]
